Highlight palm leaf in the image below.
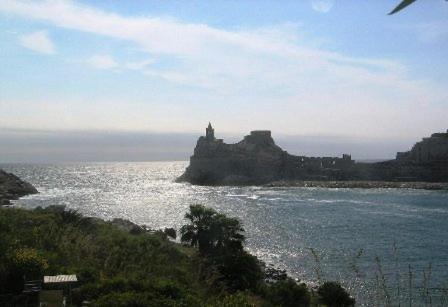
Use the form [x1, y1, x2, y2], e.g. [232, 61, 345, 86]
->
[389, 0, 417, 15]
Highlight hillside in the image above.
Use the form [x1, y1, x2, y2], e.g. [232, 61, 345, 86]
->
[0, 205, 354, 306]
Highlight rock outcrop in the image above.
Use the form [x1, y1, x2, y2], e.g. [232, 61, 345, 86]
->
[178, 124, 448, 186]
[396, 130, 448, 163]
[178, 124, 355, 185]
[0, 169, 38, 205]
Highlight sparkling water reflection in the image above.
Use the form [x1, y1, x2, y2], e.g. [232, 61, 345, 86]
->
[2, 162, 448, 305]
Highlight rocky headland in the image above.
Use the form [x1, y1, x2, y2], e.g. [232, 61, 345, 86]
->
[178, 124, 448, 188]
[0, 169, 38, 205]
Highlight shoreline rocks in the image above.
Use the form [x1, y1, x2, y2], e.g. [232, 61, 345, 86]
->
[264, 180, 448, 190]
[0, 169, 38, 205]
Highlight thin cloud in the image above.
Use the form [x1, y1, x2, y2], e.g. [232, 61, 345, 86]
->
[86, 55, 118, 70]
[19, 30, 55, 54]
[0, 0, 446, 138]
[124, 59, 155, 70]
[310, 0, 335, 13]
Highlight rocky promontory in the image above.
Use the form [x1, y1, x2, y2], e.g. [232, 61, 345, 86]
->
[178, 124, 448, 187]
[0, 169, 38, 205]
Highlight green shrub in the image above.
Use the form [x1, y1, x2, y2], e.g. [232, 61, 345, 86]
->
[180, 204, 245, 255]
[91, 292, 149, 307]
[317, 281, 355, 307]
[215, 250, 263, 292]
[265, 279, 310, 307]
[0, 206, 359, 307]
[209, 292, 254, 307]
[180, 205, 262, 292]
[4, 247, 49, 292]
[164, 227, 177, 240]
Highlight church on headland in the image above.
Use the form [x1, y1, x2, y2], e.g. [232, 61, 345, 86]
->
[177, 123, 448, 185]
[180, 123, 355, 185]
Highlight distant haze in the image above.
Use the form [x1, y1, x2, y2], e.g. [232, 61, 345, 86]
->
[0, 128, 416, 163]
[0, 1, 447, 146]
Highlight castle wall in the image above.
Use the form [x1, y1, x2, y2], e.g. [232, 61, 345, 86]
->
[179, 125, 448, 185]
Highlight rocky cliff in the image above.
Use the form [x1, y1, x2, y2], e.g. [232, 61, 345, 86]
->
[178, 125, 355, 185]
[396, 130, 448, 163]
[178, 125, 448, 186]
[0, 169, 38, 205]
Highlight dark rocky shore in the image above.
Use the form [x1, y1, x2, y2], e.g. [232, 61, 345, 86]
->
[265, 180, 448, 190]
[0, 169, 38, 205]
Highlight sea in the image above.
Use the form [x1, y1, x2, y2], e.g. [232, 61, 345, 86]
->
[1, 161, 447, 306]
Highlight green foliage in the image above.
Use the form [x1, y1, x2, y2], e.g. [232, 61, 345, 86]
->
[9, 247, 49, 277]
[72, 277, 202, 307]
[3, 247, 49, 293]
[317, 281, 355, 307]
[0, 205, 355, 306]
[264, 279, 310, 307]
[214, 250, 263, 292]
[164, 227, 177, 240]
[208, 292, 255, 307]
[180, 205, 262, 292]
[0, 206, 204, 304]
[180, 204, 245, 255]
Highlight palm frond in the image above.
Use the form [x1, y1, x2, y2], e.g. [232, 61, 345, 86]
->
[389, 0, 417, 15]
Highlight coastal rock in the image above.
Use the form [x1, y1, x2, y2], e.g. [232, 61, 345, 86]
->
[110, 218, 144, 233]
[178, 124, 448, 186]
[0, 169, 38, 205]
[178, 124, 355, 185]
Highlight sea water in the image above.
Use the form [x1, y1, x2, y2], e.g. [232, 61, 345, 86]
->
[2, 161, 447, 305]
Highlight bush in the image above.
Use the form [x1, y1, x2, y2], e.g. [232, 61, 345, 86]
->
[265, 279, 310, 307]
[215, 250, 263, 292]
[317, 281, 355, 307]
[180, 205, 263, 292]
[0, 206, 205, 302]
[92, 292, 148, 307]
[209, 292, 254, 307]
[164, 228, 177, 240]
[0, 247, 49, 293]
[180, 204, 245, 255]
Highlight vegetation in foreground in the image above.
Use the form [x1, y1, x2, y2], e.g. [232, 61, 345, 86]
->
[0, 205, 354, 306]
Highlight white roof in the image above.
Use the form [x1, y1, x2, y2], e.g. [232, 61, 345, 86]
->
[44, 275, 77, 283]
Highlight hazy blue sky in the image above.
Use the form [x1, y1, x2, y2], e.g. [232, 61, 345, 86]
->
[0, 0, 447, 161]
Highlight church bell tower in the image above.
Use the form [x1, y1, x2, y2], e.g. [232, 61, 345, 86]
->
[206, 122, 215, 140]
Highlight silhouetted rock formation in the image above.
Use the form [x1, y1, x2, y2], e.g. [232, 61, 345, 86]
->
[396, 130, 448, 163]
[178, 124, 448, 186]
[0, 169, 38, 205]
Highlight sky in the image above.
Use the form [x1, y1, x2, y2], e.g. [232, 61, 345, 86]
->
[0, 0, 447, 162]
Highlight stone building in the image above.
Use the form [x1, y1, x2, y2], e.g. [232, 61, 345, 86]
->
[205, 122, 215, 141]
[396, 130, 448, 163]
